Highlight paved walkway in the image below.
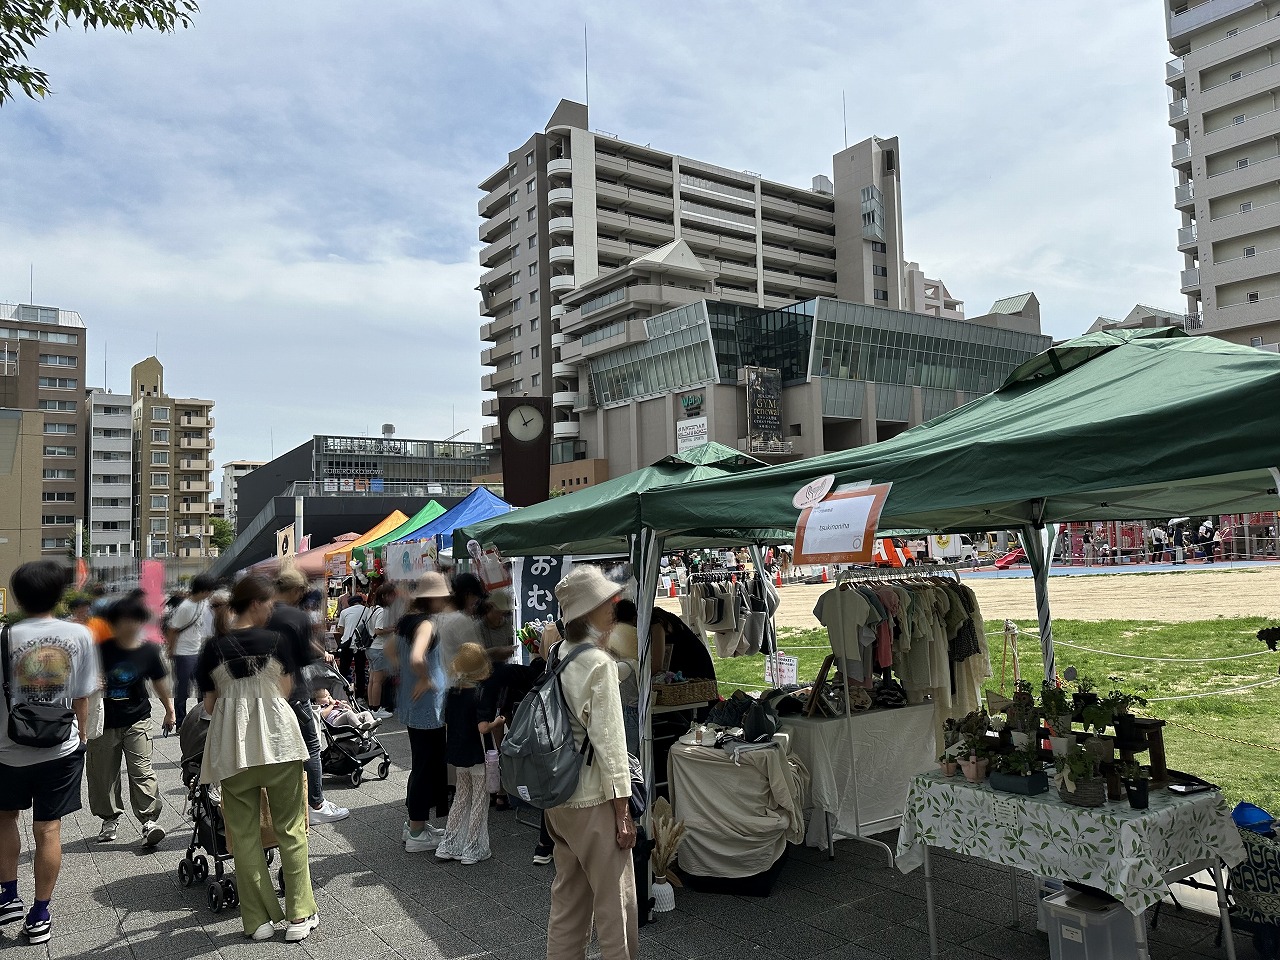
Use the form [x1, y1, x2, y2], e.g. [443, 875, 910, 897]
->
[1, 720, 1238, 960]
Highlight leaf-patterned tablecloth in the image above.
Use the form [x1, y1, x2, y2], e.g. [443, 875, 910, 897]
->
[896, 771, 1246, 914]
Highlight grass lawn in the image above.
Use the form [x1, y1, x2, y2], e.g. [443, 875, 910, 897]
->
[711, 617, 1280, 814]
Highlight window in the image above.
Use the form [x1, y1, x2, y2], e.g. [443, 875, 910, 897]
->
[38, 400, 76, 411]
[43, 469, 75, 480]
[531, 374, 541, 387]
[92, 450, 128, 462]
[151, 451, 169, 466]
[151, 407, 170, 422]
[43, 422, 75, 434]
[1248, 291, 1260, 302]
[150, 495, 169, 510]
[1252, 336, 1265, 346]
[1238, 158, 1249, 169]
[151, 472, 170, 487]
[94, 475, 127, 485]
[511, 272, 520, 284]
[1230, 71, 1243, 81]
[530, 345, 540, 359]
[528, 236, 537, 249]
[870, 241, 887, 253]
[527, 209, 536, 221]
[528, 263, 537, 276]
[150, 518, 168, 534]
[530, 317, 540, 332]
[1244, 246, 1256, 257]
[508, 165, 517, 179]
[38, 354, 76, 367]
[509, 246, 519, 259]
[526, 180, 536, 194]
[511, 297, 522, 311]
[91, 497, 127, 507]
[873, 289, 889, 302]
[43, 445, 75, 457]
[42, 538, 71, 550]
[529, 291, 538, 304]
[37, 377, 77, 389]
[151, 428, 170, 443]
[41, 515, 74, 526]
[1241, 201, 1253, 213]
[526, 151, 534, 166]
[1234, 114, 1246, 124]
[43, 491, 75, 502]
[872, 265, 888, 277]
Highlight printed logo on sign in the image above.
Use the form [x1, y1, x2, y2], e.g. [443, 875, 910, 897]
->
[792, 475, 835, 510]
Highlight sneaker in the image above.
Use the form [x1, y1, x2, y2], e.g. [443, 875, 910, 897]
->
[308, 800, 350, 825]
[434, 850, 457, 861]
[97, 818, 119, 843]
[459, 853, 490, 866]
[22, 914, 50, 945]
[403, 821, 442, 841]
[284, 914, 320, 943]
[0, 897, 23, 926]
[246, 921, 282, 941]
[141, 821, 165, 847]
[405, 829, 440, 853]
[532, 845, 553, 866]
[371, 708, 394, 720]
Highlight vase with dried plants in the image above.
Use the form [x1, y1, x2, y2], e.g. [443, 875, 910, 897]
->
[650, 797, 686, 912]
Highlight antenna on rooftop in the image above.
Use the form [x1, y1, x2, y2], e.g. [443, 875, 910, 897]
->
[842, 90, 848, 149]
[584, 26, 590, 109]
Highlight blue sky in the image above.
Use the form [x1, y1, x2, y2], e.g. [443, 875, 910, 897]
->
[0, 0, 1179, 476]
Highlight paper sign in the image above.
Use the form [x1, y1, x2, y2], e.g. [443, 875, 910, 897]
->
[792, 475, 835, 510]
[764, 653, 798, 687]
[990, 795, 1019, 830]
[793, 483, 892, 565]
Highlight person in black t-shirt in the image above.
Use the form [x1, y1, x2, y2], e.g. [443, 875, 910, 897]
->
[85, 592, 174, 846]
[435, 644, 500, 866]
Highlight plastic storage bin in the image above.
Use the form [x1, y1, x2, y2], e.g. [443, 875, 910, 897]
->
[1037, 877, 1065, 933]
[1045, 890, 1141, 960]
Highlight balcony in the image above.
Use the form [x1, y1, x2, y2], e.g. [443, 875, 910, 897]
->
[179, 415, 211, 428]
[573, 393, 594, 412]
[179, 502, 209, 515]
[1181, 267, 1201, 291]
[1169, 98, 1189, 124]
[549, 273, 576, 292]
[478, 183, 512, 219]
[1167, 57, 1184, 83]
[479, 235, 513, 268]
[481, 347, 497, 367]
[1178, 224, 1199, 248]
[480, 262, 513, 291]
[178, 458, 210, 471]
[552, 361, 579, 379]
[547, 187, 573, 207]
[479, 215, 511, 244]
[548, 216, 573, 236]
[1175, 181, 1195, 209]
[1172, 140, 1191, 164]
[553, 420, 580, 440]
[552, 391, 577, 408]
[482, 366, 519, 392]
[551, 332, 567, 348]
[481, 280, 515, 315]
[179, 480, 211, 493]
[481, 397, 500, 417]
[488, 338, 517, 364]
[548, 245, 574, 264]
[1169, 0, 1258, 41]
[179, 437, 212, 450]
[177, 525, 213, 538]
[547, 158, 573, 177]
[559, 338, 583, 362]
[550, 303, 567, 319]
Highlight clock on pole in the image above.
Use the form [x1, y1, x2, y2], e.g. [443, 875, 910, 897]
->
[497, 396, 552, 507]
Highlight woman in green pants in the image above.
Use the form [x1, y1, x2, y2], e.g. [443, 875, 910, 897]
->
[196, 575, 319, 942]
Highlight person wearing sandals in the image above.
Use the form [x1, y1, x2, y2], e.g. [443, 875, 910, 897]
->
[196, 575, 318, 943]
[435, 643, 503, 865]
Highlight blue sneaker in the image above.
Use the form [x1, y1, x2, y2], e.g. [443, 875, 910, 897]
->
[22, 913, 50, 944]
[0, 897, 22, 925]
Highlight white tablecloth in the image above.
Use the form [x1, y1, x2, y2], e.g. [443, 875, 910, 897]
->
[783, 704, 936, 849]
[897, 771, 1247, 914]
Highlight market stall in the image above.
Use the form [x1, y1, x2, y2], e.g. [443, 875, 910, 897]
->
[391, 486, 510, 551]
[246, 531, 360, 579]
[349, 500, 446, 568]
[322, 510, 410, 578]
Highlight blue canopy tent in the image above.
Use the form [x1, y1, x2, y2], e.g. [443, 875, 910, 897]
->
[393, 486, 512, 550]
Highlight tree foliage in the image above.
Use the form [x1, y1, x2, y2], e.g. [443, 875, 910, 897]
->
[210, 516, 234, 552]
[1, 1, 198, 105]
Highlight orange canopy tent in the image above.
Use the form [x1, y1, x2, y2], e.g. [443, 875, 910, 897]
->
[248, 531, 361, 580]
[323, 511, 410, 577]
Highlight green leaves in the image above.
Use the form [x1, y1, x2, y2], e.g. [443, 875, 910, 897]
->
[0, 0, 198, 105]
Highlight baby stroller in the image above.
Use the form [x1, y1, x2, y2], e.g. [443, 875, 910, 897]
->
[175, 711, 284, 913]
[307, 664, 393, 787]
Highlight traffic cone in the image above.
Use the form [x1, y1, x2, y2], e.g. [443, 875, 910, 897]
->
[821, 566, 829, 583]
[775, 570, 783, 587]
[668, 579, 677, 598]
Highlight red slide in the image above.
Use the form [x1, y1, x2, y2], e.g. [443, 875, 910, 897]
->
[994, 548, 1026, 570]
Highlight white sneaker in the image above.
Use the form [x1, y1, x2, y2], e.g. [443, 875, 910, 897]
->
[403, 821, 442, 841]
[459, 853, 490, 866]
[141, 821, 165, 847]
[97, 818, 119, 843]
[284, 914, 319, 942]
[405, 829, 440, 853]
[371, 708, 394, 720]
[246, 921, 282, 941]
[309, 800, 349, 825]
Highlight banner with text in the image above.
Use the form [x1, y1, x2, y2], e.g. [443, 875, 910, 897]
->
[793, 483, 892, 565]
[676, 416, 709, 452]
[745, 366, 783, 449]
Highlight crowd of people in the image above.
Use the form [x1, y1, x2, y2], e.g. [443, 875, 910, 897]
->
[1, 558, 644, 959]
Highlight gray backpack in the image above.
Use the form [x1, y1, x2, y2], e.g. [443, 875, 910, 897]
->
[500, 642, 595, 809]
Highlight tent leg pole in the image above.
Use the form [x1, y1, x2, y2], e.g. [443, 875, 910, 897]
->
[1024, 523, 1056, 681]
[632, 531, 664, 925]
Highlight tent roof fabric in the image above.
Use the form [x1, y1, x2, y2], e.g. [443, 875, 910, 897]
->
[248, 533, 361, 579]
[456, 442, 781, 557]
[351, 501, 446, 560]
[393, 487, 511, 546]
[636, 329, 1280, 537]
[325, 511, 410, 564]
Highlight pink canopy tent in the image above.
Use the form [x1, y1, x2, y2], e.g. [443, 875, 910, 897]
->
[247, 532, 361, 580]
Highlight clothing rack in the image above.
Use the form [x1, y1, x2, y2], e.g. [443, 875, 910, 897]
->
[688, 570, 760, 583]
[834, 562, 965, 583]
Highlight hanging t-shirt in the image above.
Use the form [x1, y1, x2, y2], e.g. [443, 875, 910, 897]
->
[100, 639, 167, 729]
[813, 586, 880, 682]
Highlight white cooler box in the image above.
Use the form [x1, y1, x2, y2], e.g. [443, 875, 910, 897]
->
[1045, 890, 1140, 960]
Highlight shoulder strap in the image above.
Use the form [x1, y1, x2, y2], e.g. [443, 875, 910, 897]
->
[171, 601, 203, 634]
[0, 624, 12, 709]
[550, 640, 595, 675]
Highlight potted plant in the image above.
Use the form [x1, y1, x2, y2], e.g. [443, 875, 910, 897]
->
[1055, 743, 1107, 807]
[938, 751, 958, 777]
[1107, 690, 1148, 748]
[649, 797, 686, 912]
[1119, 761, 1150, 810]
[958, 737, 991, 783]
[1040, 680, 1073, 753]
[1005, 680, 1040, 748]
[1067, 668, 1100, 721]
[989, 744, 1049, 796]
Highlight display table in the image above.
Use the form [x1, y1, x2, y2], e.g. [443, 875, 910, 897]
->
[668, 737, 805, 888]
[782, 704, 935, 856]
[897, 771, 1247, 960]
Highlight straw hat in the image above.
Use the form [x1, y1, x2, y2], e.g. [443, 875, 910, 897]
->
[488, 588, 513, 613]
[413, 572, 451, 600]
[555, 566, 622, 623]
[275, 567, 308, 592]
[451, 642, 492, 683]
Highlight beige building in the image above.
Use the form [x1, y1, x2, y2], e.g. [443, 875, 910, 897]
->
[0, 339, 49, 594]
[130, 357, 216, 560]
[1167, 0, 1280, 350]
[0, 302, 87, 557]
[477, 100, 960, 458]
[220, 459, 264, 528]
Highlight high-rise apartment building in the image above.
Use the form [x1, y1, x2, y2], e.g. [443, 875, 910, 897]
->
[477, 100, 959, 451]
[1167, 0, 1280, 351]
[0, 302, 87, 556]
[87, 388, 133, 559]
[0, 340, 46, 588]
[221, 459, 264, 529]
[130, 357, 216, 560]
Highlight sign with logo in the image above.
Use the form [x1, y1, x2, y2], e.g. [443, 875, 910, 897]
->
[276, 524, 296, 558]
[764, 652, 798, 686]
[793, 483, 892, 565]
[323, 478, 338, 493]
[513, 555, 571, 631]
[680, 393, 704, 418]
[676, 416, 709, 452]
[744, 366, 783, 448]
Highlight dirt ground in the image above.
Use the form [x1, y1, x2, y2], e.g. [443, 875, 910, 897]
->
[660, 566, 1280, 627]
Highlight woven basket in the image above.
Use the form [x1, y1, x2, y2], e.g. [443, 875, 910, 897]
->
[653, 679, 719, 706]
[1059, 779, 1107, 808]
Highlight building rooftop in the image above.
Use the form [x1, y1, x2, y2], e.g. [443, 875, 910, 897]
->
[988, 293, 1036, 315]
[0, 303, 84, 328]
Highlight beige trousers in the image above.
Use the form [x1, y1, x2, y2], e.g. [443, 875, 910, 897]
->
[544, 802, 638, 960]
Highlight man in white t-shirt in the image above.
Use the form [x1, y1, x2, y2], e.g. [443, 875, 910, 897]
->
[163, 574, 216, 726]
[0, 561, 99, 946]
[334, 593, 368, 695]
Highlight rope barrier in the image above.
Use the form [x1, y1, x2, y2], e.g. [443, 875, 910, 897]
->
[1051, 640, 1275, 664]
[1159, 716, 1280, 755]
[1144, 676, 1280, 702]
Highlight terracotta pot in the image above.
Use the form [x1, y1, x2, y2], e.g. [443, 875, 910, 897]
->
[939, 761, 958, 777]
[959, 757, 989, 783]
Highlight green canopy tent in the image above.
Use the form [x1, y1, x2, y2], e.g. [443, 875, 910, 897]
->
[351, 500, 446, 567]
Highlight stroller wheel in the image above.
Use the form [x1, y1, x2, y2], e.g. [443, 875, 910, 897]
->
[377, 759, 392, 780]
[265, 847, 275, 866]
[177, 859, 193, 888]
[348, 767, 363, 788]
[224, 878, 238, 908]
[192, 855, 209, 883]
[206, 881, 224, 913]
